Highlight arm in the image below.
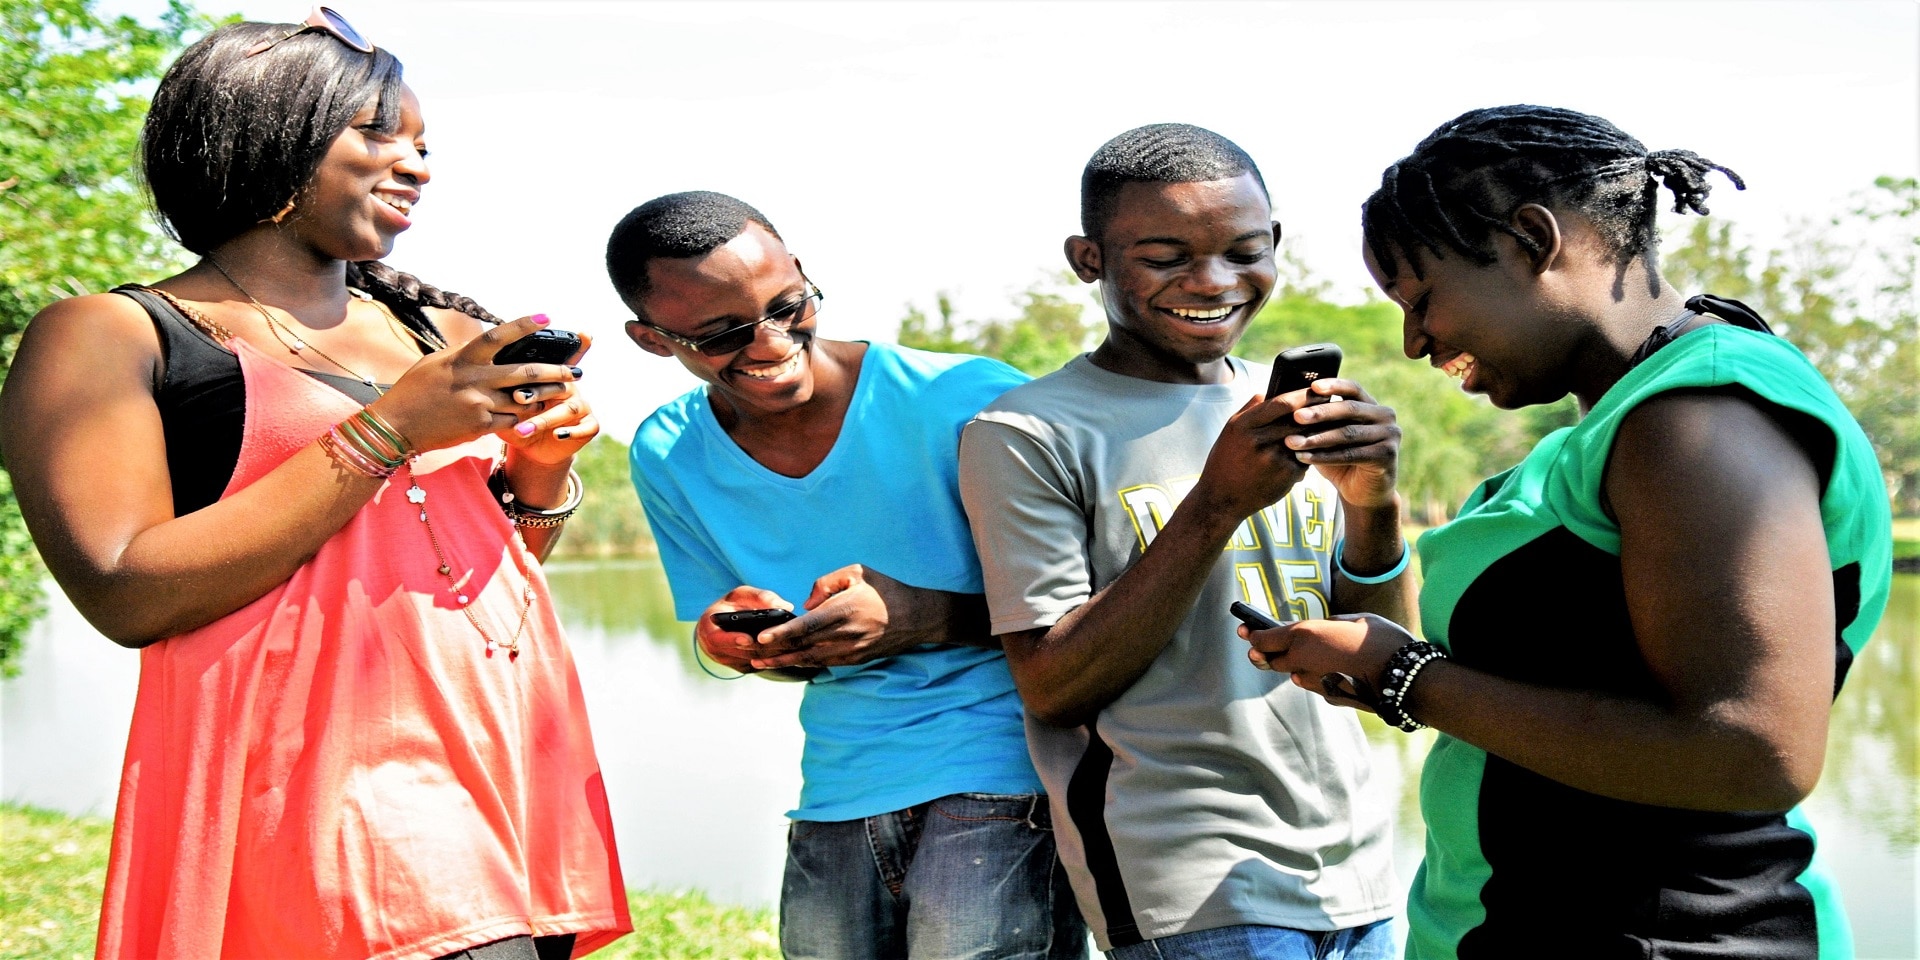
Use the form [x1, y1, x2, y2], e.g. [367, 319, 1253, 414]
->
[1253, 391, 1835, 811]
[1294, 378, 1414, 626]
[968, 381, 1403, 728]
[0, 296, 576, 645]
[742, 564, 997, 671]
[428, 308, 597, 563]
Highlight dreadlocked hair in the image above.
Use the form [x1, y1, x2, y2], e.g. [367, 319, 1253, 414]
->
[346, 261, 500, 348]
[1362, 105, 1744, 293]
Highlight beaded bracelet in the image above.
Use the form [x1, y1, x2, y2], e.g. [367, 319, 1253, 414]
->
[1333, 537, 1411, 585]
[501, 469, 584, 528]
[1376, 640, 1448, 732]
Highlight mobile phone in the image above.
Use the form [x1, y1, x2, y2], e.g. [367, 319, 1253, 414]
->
[494, 328, 582, 366]
[1266, 342, 1343, 402]
[712, 608, 796, 638]
[1229, 601, 1285, 632]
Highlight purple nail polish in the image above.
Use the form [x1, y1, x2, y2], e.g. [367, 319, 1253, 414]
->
[515, 422, 535, 436]
[532, 314, 551, 326]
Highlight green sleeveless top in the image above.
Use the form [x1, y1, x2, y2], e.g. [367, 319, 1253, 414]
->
[1407, 324, 1891, 960]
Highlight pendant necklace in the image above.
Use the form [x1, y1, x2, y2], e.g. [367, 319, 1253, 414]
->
[205, 256, 534, 658]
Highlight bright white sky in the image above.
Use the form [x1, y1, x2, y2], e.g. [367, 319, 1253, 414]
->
[99, 0, 1920, 439]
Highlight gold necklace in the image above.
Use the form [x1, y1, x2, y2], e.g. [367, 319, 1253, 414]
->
[350, 286, 450, 353]
[204, 257, 533, 659]
[206, 255, 384, 394]
[405, 458, 536, 659]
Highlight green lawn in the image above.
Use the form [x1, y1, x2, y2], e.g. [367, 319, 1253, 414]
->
[0, 803, 778, 960]
[1893, 516, 1919, 562]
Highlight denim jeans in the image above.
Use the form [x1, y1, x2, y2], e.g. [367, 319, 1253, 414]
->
[1104, 920, 1394, 960]
[781, 793, 1088, 959]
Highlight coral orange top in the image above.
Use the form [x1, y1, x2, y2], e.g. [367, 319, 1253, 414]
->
[96, 335, 630, 960]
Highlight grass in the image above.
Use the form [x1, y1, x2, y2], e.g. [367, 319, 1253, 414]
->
[0, 803, 779, 960]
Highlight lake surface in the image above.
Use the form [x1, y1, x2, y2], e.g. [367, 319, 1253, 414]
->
[3, 561, 1914, 957]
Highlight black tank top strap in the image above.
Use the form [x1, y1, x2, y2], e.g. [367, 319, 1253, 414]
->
[113, 285, 248, 517]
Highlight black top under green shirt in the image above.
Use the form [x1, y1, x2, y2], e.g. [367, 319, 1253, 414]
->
[1407, 320, 1892, 960]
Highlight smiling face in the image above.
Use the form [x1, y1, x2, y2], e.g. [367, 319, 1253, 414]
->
[1365, 235, 1587, 411]
[624, 223, 822, 419]
[288, 83, 429, 262]
[1068, 173, 1279, 384]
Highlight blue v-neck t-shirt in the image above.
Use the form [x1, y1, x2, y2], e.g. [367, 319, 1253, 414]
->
[630, 342, 1041, 821]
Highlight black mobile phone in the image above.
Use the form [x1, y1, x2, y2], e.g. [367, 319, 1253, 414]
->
[494, 328, 582, 366]
[1229, 601, 1285, 632]
[712, 608, 796, 638]
[1266, 342, 1343, 402]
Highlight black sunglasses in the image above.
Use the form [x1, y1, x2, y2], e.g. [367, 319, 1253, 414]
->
[245, 6, 373, 58]
[639, 283, 825, 357]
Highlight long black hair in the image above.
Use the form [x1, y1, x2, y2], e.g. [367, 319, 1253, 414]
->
[1362, 105, 1743, 295]
[140, 21, 497, 336]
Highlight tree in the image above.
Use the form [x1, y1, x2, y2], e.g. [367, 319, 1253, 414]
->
[1662, 182, 1919, 514]
[0, 0, 204, 674]
[897, 273, 1103, 377]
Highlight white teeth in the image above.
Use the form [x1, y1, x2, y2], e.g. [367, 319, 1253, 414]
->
[739, 352, 802, 381]
[378, 195, 412, 214]
[1169, 306, 1235, 321]
[1442, 353, 1477, 379]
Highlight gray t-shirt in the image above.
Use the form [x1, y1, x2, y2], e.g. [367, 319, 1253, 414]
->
[958, 354, 1397, 950]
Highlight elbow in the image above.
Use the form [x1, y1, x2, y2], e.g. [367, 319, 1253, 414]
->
[1024, 695, 1095, 729]
[1700, 731, 1827, 812]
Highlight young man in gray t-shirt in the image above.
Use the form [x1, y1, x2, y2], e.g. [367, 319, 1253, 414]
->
[958, 124, 1413, 958]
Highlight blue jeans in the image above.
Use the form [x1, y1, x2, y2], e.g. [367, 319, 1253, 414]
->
[781, 793, 1088, 959]
[1105, 920, 1394, 960]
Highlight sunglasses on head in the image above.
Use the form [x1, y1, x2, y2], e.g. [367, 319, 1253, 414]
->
[245, 6, 373, 58]
[638, 283, 826, 357]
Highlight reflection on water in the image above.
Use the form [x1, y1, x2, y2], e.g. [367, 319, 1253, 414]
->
[2, 565, 1914, 955]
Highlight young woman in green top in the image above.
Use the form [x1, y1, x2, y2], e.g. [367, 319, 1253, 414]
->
[1245, 105, 1892, 960]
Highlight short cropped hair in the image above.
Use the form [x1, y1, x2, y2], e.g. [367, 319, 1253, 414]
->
[605, 191, 782, 311]
[1080, 123, 1268, 240]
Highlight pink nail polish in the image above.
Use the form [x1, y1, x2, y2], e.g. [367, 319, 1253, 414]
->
[532, 313, 551, 326]
[515, 422, 536, 436]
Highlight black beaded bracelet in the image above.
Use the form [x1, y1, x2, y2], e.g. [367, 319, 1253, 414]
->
[1376, 640, 1447, 733]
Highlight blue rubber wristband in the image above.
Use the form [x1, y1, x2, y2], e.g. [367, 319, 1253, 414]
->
[692, 631, 745, 680]
[1333, 537, 1410, 584]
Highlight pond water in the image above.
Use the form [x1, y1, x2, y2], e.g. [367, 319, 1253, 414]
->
[2, 561, 1914, 956]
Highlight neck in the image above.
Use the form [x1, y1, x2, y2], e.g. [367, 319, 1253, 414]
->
[1569, 272, 1689, 411]
[1090, 327, 1238, 385]
[197, 230, 355, 325]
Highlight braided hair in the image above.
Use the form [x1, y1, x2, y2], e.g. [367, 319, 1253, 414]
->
[1362, 105, 1744, 292]
[347, 260, 497, 346]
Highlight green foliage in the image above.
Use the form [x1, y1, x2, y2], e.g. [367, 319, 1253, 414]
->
[897, 273, 1102, 377]
[1663, 180, 1919, 513]
[551, 434, 656, 558]
[0, 0, 206, 677]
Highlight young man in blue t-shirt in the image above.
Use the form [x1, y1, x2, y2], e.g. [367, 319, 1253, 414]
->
[608, 191, 1085, 959]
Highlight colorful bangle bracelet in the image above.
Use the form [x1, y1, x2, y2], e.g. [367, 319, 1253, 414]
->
[1333, 537, 1410, 584]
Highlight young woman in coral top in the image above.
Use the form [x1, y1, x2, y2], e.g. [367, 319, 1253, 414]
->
[0, 10, 630, 959]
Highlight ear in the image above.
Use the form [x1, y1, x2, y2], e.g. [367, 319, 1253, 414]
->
[1272, 220, 1284, 245]
[625, 319, 673, 358]
[1509, 204, 1563, 275]
[791, 253, 805, 277]
[1064, 235, 1102, 283]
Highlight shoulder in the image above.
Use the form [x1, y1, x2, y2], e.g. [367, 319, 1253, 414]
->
[16, 292, 163, 367]
[974, 356, 1093, 419]
[633, 388, 710, 458]
[424, 305, 488, 347]
[868, 342, 1027, 390]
